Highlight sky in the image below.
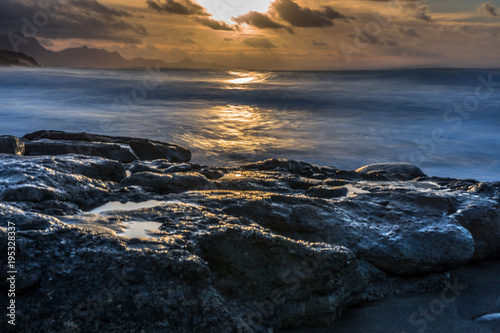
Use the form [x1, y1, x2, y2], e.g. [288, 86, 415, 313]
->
[0, 0, 499, 70]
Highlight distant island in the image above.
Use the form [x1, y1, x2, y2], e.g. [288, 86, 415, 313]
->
[0, 33, 225, 70]
[0, 49, 39, 67]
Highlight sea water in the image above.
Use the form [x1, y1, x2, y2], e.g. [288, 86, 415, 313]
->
[1, 67, 499, 181]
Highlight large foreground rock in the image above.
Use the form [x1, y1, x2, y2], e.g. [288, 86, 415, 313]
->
[191, 190, 475, 275]
[1, 142, 499, 332]
[198, 225, 364, 328]
[23, 130, 191, 162]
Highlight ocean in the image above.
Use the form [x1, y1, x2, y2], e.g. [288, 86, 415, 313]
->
[1, 67, 499, 181]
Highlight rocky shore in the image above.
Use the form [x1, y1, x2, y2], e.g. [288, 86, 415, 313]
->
[1, 131, 499, 332]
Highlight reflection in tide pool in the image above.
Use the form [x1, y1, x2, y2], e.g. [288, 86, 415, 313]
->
[90, 201, 166, 214]
[118, 221, 163, 239]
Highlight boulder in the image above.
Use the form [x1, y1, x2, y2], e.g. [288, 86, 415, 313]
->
[356, 163, 426, 179]
[0, 135, 25, 155]
[200, 190, 475, 275]
[453, 203, 500, 260]
[24, 139, 139, 163]
[23, 130, 191, 162]
[198, 225, 364, 328]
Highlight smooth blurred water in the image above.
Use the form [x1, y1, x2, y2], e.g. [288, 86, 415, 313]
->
[1, 67, 499, 181]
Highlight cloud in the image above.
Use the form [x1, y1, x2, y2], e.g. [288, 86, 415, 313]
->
[271, 0, 348, 28]
[244, 37, 276, 49]
[194, 17, 235, 31]
[0, 0, 147, 43]
[415, 5, 432, 22]
[233, 11, 294, 33]
[399, 0, 432, 22]
[479, 2, 499, 16]
[146, 0, 208, 16]
[69, 0, 132, 18]
[311, 39, 328, 46]
[384, 39, 398, 47]
[399, 26, 420, 38]
[321, 6, 350, 20]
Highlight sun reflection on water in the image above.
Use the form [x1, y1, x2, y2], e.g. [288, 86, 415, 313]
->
[177, 105, 317, 164]
[226, 70, 269, 87]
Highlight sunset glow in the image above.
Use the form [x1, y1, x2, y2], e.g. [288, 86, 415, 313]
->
[1, 0, 499, 70]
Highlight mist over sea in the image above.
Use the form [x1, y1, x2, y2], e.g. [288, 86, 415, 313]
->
[1, 67, 499, 181]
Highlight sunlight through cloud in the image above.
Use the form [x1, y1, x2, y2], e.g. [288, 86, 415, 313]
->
[197, 0, 273, 22]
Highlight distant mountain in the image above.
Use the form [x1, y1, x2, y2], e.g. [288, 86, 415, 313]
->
[0, 49, 39, 67]
[0, 33, 225, 70]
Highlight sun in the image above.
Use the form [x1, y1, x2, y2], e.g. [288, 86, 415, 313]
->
[197, 0, 273, 22]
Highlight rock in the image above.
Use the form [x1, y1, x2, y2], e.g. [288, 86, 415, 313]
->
[127, 160, 173, 173]
[0, 203, 64, 230]
[306, 185, 348, 199]
[18, 270, 42, 294]
[200, 169, 225, 180]
[125, 139, 191, 163]
[202, 190, 475, 275]
[121, 172, 211, 193]
[358, 222, 474, 275]
[0, 135, 499, 332]
[23, 130, 191, 162]
[0, 135, 25, 155]
[356, 163, 426, 179]
[242, 158, 319, 177]
[453, 202, 500, 260]
[165, 164, 192, 173]
[198, 225, 364, 328]
[24, 139, 139, 163]
[0, 155, 126, 210]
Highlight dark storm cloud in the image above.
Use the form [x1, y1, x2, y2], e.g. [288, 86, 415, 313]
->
[194, 17, 235, 31]
[271, 0, 348, 28]
[69, 0, 132, 18]
[233, 11, 294, 33]
[244, 37, 276, 49]
[146, 0, 237, 31]
[321, 6, 349, 20]
[0, 0, 147, 43]
[146, 0, 208, 16]
[479, 2, 499, 16]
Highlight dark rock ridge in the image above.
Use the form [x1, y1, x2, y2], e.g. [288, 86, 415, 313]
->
[1, 132, 499, 332]
[21, 130, 191, 162]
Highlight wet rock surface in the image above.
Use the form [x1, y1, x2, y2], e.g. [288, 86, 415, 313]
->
[24, 139, 140, 163]
[0, 135, 25, 155]
[1, 135, 499, 332]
